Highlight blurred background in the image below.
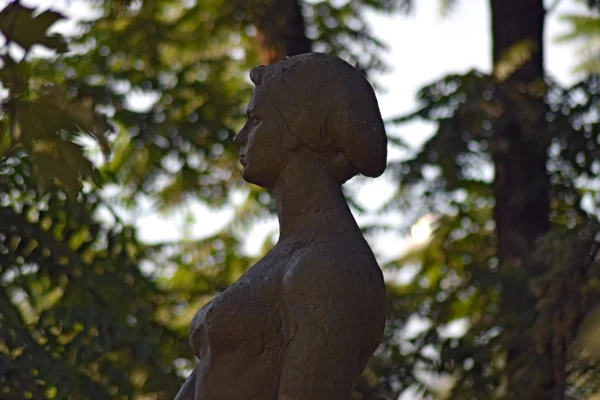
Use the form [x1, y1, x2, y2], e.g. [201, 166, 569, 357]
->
[1, 0, 600, 398]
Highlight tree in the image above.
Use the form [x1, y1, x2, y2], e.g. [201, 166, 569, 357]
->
[379, 0, 600, 399]
[489, 1, 553, 397]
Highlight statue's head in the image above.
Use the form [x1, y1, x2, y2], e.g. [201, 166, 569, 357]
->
[234, 52, 387, 188]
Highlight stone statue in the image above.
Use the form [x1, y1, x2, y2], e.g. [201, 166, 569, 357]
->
[175, 52, 387, 400]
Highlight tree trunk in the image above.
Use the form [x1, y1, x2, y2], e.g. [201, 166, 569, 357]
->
[489, 0, 558, 398]
[254, 0, 312, 65]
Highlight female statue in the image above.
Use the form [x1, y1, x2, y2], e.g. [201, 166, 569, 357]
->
[175, 52, 387, 400]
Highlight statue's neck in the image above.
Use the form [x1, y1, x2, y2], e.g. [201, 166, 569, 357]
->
[273, 149, 359, 242]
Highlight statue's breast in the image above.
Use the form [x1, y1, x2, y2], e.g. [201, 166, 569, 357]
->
[188, 257, 285, 358]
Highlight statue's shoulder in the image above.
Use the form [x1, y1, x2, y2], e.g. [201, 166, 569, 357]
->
[278, 242, 385, 341]
[281, 242, 380, 299]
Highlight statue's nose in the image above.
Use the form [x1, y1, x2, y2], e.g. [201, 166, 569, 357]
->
[233, 130, 247, 147]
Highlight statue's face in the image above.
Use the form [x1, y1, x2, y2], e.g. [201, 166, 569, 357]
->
[234, 87, 289, 188]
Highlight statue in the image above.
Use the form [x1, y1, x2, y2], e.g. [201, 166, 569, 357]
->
[175, 52, 387, 400]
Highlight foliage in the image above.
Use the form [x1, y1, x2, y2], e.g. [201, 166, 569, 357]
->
[556, 3, 600, 75]
[2, 0, 600, 399]
[0, 0, 407, 398]
[379, 46, 600, 400]
[0, 155, 192, 399]
[0, 2, 110, 198]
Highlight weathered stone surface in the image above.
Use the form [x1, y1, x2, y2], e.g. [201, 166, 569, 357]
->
[175, 52, 387, 400]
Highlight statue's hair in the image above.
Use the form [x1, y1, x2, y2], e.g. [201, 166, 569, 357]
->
[249, 53, 387, 182]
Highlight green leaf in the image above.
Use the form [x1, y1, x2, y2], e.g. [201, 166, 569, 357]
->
[0, 54, 31, 90]
[15, 100, 71, 146]
[29, 138, 92, 198]
[14, 86, 112, 163]
[439, 0, 459, 17]
[29, 141, 59, 189]
[0, 118, 10, 157]
[38, 85, 112, 158]
[555, 13, 600, 74]
[64, 98, 112, 158]
[0, 3, 68, 52]
[32, 8, 65, 30]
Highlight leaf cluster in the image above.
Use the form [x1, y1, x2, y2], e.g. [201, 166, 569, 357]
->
[0, 2, 111, 199]
[378, 58, 600, 397]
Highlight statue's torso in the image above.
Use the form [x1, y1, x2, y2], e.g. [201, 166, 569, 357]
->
[189, 242, 295, 399]
[188, 238, 385, 400]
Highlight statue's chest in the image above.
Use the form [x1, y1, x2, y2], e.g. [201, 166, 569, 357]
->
[189, 249, 294, 357]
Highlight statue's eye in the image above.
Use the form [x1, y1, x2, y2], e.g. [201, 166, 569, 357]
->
[247, 109, 260, 122]
[249, 116, 261, 126]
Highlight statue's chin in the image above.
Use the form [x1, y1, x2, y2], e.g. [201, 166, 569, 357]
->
[241, 168, 259, 186]
[241, 169, 272, 189]
[240, 167, 251, 183]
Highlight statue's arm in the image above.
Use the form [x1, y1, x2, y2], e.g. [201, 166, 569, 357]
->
[278, 249, 362, 400]
[173, 366, 197, 400]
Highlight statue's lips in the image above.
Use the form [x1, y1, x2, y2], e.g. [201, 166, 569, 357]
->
[239, 155, 247, 166]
